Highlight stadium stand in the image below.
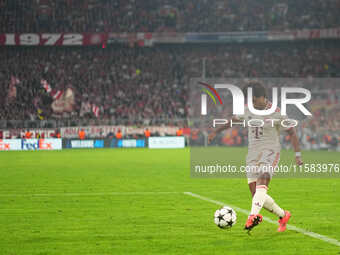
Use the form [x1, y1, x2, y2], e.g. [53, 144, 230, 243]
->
[0, 0, 340, 33]
[1, 41, 340, 122]
[0, 1, 339, 150]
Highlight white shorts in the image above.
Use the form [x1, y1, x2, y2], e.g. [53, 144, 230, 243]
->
[246, 148, 280, 184]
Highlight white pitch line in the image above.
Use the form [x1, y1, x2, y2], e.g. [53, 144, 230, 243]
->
[183, 192, 340, 248]
[0, 191, 181, 197]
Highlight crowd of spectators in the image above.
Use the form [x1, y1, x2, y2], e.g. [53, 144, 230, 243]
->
[197, 88, 340, 150]
[1, 0, 340, 33]
[0, 40, 340, 124]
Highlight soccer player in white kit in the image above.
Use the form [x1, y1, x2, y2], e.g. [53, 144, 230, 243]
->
[209, 82, 303, 232]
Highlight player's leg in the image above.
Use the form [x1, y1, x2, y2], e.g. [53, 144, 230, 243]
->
[245, 164, 268, 230]
[249, 171, 270, 216]
[246, 156, 258, 198]
[249, 181, 283, 216]
[246, 149, 291, 231]
[245, 157, 273, 231]
[263, 193, 291, 232]
[263, 193, 285, 217]
[249, 174, 284, 213]
[257, 150, 291, 232]
[249, 149, 278, 217]
[258, 150, 284, 217]
[248, 181, 256, 197]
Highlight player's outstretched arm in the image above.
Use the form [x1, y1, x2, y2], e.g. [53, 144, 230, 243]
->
[286, 127, 303, 165]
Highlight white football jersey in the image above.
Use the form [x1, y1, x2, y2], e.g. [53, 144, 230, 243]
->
[235, 102, 292, 152]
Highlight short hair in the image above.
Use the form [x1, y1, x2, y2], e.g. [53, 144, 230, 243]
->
[242, 81, 266, 98]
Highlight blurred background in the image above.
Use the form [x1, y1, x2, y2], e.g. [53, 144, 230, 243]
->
[0, 0, 339, 150]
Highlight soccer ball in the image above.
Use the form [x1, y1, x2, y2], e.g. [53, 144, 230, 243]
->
[214, 206, 237, 229]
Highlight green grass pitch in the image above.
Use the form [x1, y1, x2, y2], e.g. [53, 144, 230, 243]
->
[0, 148, 339, 255]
